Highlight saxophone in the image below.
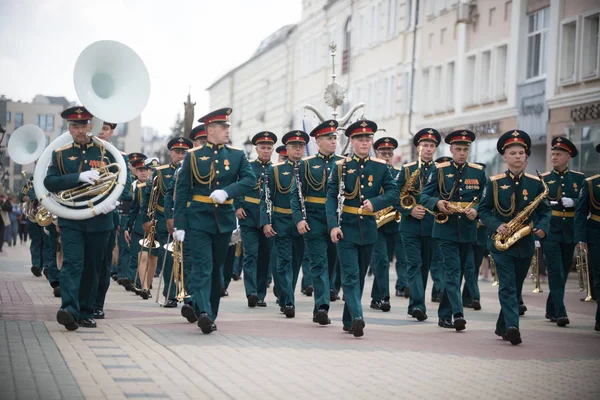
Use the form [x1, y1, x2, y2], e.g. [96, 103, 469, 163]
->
[400, 147, 423, 210]
[493, 171, 549, 251]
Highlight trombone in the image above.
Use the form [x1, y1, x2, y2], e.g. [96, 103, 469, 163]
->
[576, 247, 593, 302]
[157, 235, 189, 305]
[133, 176, 160, 298]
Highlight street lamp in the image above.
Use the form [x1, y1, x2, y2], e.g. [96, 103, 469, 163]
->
[243, 136, 253, 158]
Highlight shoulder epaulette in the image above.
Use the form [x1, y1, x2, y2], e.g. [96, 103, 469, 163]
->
[436, 161, 451, 168]
[188, 145, 203, 152]
[393, 166, 401, 171]
[371, 157, 386, 164]
[226, 145, 243, 151]
[303, 155, 316, 161]
[404, 161, 417, 168]
[335, 158, 347, 166]
[468, 162, 483, 170]
[272, 162, 284, 167]
[137, 182, 147, 188]
[541, 171, 551, 177]
[56, 143, 73, 152]
[490, 173, 505, 182]
[571, 170, 585, 175]
[524, 173, 540, 181]
[155, 164, 171, 171]
[585, 174, 600, 182]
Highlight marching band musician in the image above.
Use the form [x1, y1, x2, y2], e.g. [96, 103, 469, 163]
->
[369, 136, 401, 313]
[190, 124, 208, 147]
[19, 176, 45, 278]
[574, 143, 600, 332]
[261, 130, 310, 318]
[141, 137, 192, 306]
[45, 106, 119, 331]
[276, 145, 288, 162]
[326, 120, 399, 337]
[396, 128, 441, 322]
[175, 108, 255, 334]
[234, 131, 276, 308]
[479, 130, 551, 344]
[541, 137, 585, 327]
[291, 120, 343, 325]
[420, 130, 486, 331]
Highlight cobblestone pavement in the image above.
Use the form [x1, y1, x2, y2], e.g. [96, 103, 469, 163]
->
[1, 241, 599, 399]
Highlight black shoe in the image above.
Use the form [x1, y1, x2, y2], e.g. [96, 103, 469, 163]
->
[595, 322, 600, 332]
[506, 326, 522, 345]
[43, 268, 49, 279]
[284, 305, 295, 318]
[197, 313, 213, 334]
[518, 304, 527, 316]
[56, 309, 78, 331]
[181, 304, 198, 323]
[164, 299, 178, 308]
[314, 309, 331, 326]
[370, 300, 381, 310]
[53, 286, 61, 298]
[232, 273, 240, 281]
[247, 294, 259, 308]
[431, 296, 441, 303]
[454, 317, 467, 332]
[304, 286, 313, 297]
[133, 286, 142, 296]
[140, 289, 150, 300]
[438, 319, 453, 329]
[123, 279, 132, 291]
[211, 323, 217, 332]
[330, 290, 338, 302]
[31, 266, 42, 277]
[411, 308, 428, 322]
[351, 318, 365, 338]
[380, 300, 391, 312]
[545, 313, 558, 323]
[117, 278, 123, 285]
[471, 300, 482, 311]
[343, 325, 353, 334]
[111, 274, 118, 281]
[403, 287, 410, 298]
[79, 318, 97, 328]
[395, 289, 402, 297]
[256, 299, 267, 307]
[556, 316, 570, 327]
[494, 329, 507, 340]
[220, 287, 228, 297]
[93, 310, 105, 319]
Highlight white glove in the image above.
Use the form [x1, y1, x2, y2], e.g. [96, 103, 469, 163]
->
[209, 189, 229, 204]
[96, 201, 118, 215]
[535, 241, 541, 248]
[550, 201, 558, 206]
[173, 230, 185, 242]
[79, 170, 100, 184]
[561, 197, 575, 208]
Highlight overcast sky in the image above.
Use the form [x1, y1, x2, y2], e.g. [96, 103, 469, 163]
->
[0, 0, 301, 134]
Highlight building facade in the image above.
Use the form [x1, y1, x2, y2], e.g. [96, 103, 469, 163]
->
[207, 0, 600, 175]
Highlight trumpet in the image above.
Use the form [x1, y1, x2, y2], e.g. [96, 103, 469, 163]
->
[428, 197, 478, 224]
[576, 247, 593, 302]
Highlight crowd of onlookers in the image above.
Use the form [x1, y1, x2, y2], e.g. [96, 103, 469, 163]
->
[0, 191, 29, 253]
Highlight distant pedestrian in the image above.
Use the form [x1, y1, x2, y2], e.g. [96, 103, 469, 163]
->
[19, 201, 29, 243]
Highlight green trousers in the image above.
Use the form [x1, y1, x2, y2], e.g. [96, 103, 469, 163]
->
[371, 231, 396, 302]
[156, 229, 175, 300]
[60, 228, 110, 320]
[438, 241, 473, 320]
[94, 228, 117, 311]
[46, 225, 60, 287]
[188, 230, 231, 321]
[463, 244, 486, 304]
[127, 232, 142, 282]
[394, 233, 408, 291]
[543, 240, 575, 319]
[492, 250, 530, 334]
[117, 218, 130, 278]
[339, 240, 374, 328]
[304, 230, 335, 314]
[241, 226, 272, 300]
[402, 233, 432, 313]
[273, 234, 305, 307]
[28, 221, 43, 269]
[430, 240, 444, 299]
[589, 240, 600, 323]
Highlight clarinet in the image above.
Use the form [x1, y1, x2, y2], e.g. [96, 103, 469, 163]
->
[264, 173, 273, 224]
[294, 161, 307, 221]
[337, 162, 346, 225]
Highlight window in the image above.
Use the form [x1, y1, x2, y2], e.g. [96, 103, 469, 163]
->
[421, 68, 430, 113]
[480, 50, 492, 101]
[400, 71, 411, 114]
[464, 55, 476, 105]
[526, 7, 549, 79]
[494, 44, 508, 99]
[342, 17, 352, 75]
[404, 0, 413, 30]
[428, 33, 434, 48]
[14, 112, 23, 129]
[433, 65, 442, 112]
[5, 111, 10, 123]
[569, 124, 600, 177]
[440, 28, 446, 44]
[489, 7, 496, 26]
[36, 114, 54, 132]
[446, 61, 455, 110]
[581, 12, 600, 80]
[559, 18, 578, 85]
[426, 0, 434, 17]
[386, 0, 399, 38]
[504, 1, 511, 21]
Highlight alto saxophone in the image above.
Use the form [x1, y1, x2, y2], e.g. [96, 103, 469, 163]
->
[493, 171, 549, 251]
[400, 146, 423, 210]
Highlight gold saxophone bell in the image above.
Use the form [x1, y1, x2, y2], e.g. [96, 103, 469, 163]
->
[400, 195, 416, 210]
[35, 206, 53, 227]
[376, 206, 401, 228]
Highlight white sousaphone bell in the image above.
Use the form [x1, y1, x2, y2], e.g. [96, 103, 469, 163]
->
[7, 124, 46, 165]
[31, 40, 151, 220]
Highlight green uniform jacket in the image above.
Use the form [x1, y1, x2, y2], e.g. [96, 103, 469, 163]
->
[325, 155, 399, 246]
[396, 160, 436, 237]
[44, 141, 116, 232]
[291, 153, 344, 235]
[163, 163, 182, 221]
[260, 160, 298, 236]
[19, 178, 34, 202]
[234, 159, 271, 229]
[541, 168, 585, 243]
[174, 143, 255, 233]
[478, 171, 552, 258]
[141, 163, 178, 232]
[127, 180, 148, 236]
[420, 161, 486, 243]
[575, 174, 600, 243]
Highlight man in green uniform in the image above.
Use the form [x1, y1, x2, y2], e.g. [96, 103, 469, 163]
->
[19, 178, 44, 277]
[326, 120, 399, 337]
[234, 131, 276, 308]
[141, 137, 192, 306]
[369, 137, 401, 312]
[291, 120, 343, 324]
[176, 108, 255, 333]
[420, 130, 486, 331]
[575, 143, 600, 332]
[541, 137, 585, 327]
[397, 128, 440, 321]
[479, 130, 551, 345]
[44, 106, 119, 330]
[261, 130, 309, 318]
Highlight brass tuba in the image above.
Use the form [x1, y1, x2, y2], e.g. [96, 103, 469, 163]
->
[493, 171, 549, 251]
